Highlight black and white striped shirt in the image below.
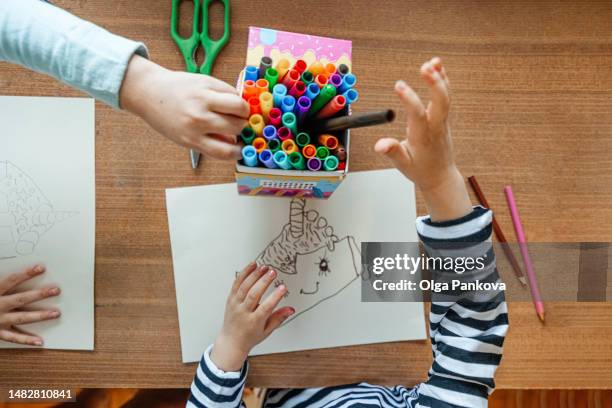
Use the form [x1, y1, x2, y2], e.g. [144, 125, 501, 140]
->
[188, 207, 508, 408]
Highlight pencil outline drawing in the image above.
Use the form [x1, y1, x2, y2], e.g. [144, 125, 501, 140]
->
[0, 161, 77, 260]
[255, 198, 361, 325]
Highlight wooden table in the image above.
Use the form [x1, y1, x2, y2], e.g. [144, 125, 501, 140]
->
[0, 0, 611, 389]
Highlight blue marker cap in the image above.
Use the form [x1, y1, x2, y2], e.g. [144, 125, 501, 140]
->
[241, 145, 258, 167]
[338, 73, 356, 93]
[342, 88, 359, 105]
[258, 149, 277, 169]
[281, 95, 296, 114]
[263, 125, 277, 141]
[272, 84, 287, 108]
[273, 150, 292, 170]
[244, 65, 259, 82]
[305, 83, 320, 100]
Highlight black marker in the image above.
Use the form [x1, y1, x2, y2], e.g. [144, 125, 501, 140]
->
[259, 56, 272, 79]
[307, 109, 395, 133]
[337, 63, 350, 76]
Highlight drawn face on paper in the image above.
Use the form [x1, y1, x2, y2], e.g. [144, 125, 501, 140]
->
[255, 199, 361, 324]
[272, 236, 360, 324]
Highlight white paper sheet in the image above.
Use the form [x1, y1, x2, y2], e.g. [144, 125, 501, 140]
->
[0, 96, 95, 350]
[167, 169, 426, 363]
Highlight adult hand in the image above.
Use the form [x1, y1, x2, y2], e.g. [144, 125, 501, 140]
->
[120, 55, 249, 160]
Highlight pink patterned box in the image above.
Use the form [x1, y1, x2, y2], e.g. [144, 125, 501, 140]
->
[235, 27, 352, 199]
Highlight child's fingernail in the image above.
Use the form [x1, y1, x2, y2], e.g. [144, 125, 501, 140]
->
[50, 310, 61, 318]
[288, 307, 296, 315]
[268, 269, 276, 278]
[32, 265, 45, 274]
[395, 80, 406, 91]
[49, 287, 60, 296]
[33, 339, 43, 346]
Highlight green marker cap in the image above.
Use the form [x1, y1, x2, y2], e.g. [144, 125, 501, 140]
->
[296, 132, 310, 147]
[265, 68, 279, 90]
[282, 112, 298, 136]
[309, 84, 337, 115]
[240, 127, 256, 144]
[301, 71, 314, 84]
[288, 152, 306, 170]
[323, 155, 339, 171]
[268, 138, 281, 153]
[316, 146, 330, 159]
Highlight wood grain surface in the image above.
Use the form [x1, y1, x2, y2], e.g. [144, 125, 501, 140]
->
[0, 0, 611, 389]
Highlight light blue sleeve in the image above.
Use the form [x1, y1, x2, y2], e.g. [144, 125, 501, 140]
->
[0, 0, 149, 108]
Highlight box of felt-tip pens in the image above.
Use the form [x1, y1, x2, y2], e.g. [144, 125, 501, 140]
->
[235, 27, 356, 199]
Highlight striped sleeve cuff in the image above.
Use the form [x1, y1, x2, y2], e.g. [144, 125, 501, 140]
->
[416, 206, 493, 243]
[188, 344, 248, 408]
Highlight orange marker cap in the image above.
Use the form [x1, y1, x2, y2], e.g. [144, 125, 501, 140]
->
[252, 137, 267, 153]
[318, 134, 339, 150]
[302, 144, 317, 159]
[255, 79, 269, 95]
[281, 139, 298, 155]
[308, 61, 325, 76]
[243, 80, 257, 100]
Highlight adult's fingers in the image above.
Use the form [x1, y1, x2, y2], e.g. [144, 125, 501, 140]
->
[0, 265, 45, 295]
[0, 286, 60, 312]
[202, 75, 240, 95]
[236, 265, 268, 302]
[198, 112, 246, 140]
[420, 58, 450, 128]
[191, 135, 242, 161]
[264, 306, 295, 335]
[394, 80, 426, 133]
[0, 328, 42, 346]
[374, 138, 413, 177]
[209, 92, 250, 118]
[0, 309, 60, 326]
[232, 262, 258, 294]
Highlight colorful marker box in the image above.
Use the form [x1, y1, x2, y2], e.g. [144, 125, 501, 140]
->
[236, 27, 352, 199]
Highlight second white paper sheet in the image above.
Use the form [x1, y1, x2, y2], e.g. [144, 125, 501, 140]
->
[167, 169, 426, 363]
[0, 96, 95, 350]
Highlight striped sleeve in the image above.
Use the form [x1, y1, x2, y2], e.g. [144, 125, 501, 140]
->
[186, 344, 248, 408]
[414, 206, 509, 408]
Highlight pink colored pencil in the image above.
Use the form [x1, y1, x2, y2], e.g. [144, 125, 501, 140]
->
[504, 185, 545, 322]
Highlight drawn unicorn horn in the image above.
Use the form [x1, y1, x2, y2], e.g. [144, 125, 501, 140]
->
[289, 198, 305, 239]
[31, 210, 78, 225]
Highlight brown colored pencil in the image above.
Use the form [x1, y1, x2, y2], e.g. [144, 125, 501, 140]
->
[468, 176, 527, 286]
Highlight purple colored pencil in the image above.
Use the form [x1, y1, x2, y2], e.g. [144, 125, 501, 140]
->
[296, 96, 312, 125]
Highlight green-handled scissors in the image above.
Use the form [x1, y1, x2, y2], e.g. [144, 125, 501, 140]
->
[171, 0, 231, 169]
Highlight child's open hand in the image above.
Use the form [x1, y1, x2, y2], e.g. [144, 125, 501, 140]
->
[0, 265, 61, 346]
[120, 56, 249, 161]
[210, 262, 295, 372]
[376, 57, 472, 221]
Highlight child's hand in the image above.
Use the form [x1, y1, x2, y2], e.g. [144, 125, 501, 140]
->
[210, 262, 295, 371]
[120, 56, 250, 160]
[375, 57, 472, 221]
[0, 265, 61, 346]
